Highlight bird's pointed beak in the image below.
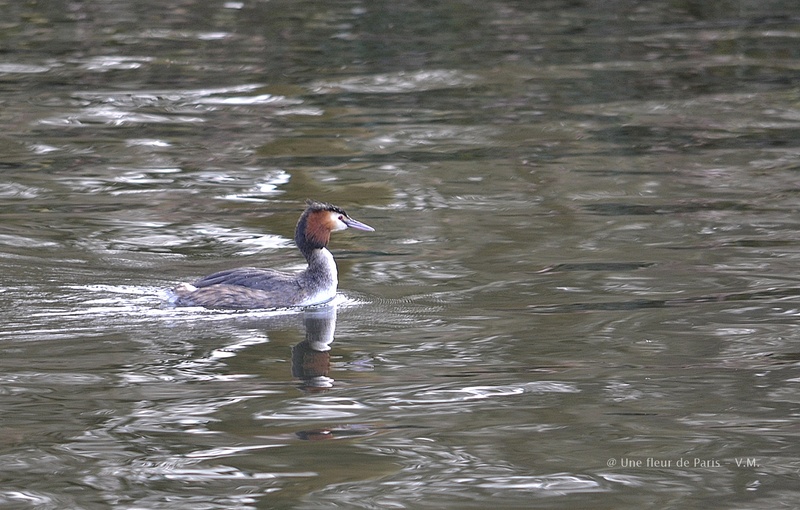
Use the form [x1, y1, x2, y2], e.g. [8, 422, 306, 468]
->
[342, 217, 375, 232]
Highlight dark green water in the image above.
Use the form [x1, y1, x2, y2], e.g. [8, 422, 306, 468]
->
[1, 1, 800, 508]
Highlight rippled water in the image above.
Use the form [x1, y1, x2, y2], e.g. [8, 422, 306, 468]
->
[2, 0, 800, 508]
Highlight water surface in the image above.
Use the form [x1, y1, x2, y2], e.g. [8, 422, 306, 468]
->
[1, 1, 800, 508]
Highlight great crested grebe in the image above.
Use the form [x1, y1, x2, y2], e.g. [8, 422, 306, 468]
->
[168, 200, 374, 309]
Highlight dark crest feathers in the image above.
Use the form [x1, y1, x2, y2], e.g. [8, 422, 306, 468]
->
[295, 199, 348, 257]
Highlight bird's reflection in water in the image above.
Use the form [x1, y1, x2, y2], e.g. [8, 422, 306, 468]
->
[256, 304, 412, 441]
[292, 303, 336, 391]
[291, 304, 383, 441]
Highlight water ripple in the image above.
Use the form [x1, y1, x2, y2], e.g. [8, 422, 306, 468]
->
[310, 69, 478, 94]
[389, 381, 579, 406]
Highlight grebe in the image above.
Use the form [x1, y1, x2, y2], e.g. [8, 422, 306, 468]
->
[169, 200, 374, 309]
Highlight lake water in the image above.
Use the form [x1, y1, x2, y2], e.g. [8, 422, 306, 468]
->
[1, 0, 800, 508]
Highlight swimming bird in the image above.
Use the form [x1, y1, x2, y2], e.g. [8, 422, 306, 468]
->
[169, 200, 374, 309]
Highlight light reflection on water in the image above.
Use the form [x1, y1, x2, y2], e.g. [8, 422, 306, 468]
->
[1, 0, 800, 508]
